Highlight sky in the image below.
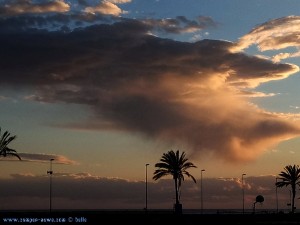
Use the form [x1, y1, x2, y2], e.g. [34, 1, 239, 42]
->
[1, 0, 300, 212]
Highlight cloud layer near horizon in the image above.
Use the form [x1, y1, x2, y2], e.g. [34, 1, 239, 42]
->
[1, 5, 300, 162]
[0, 173, 289, 210]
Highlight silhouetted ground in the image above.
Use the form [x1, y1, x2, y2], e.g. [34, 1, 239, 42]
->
[1, 210, 300, 224]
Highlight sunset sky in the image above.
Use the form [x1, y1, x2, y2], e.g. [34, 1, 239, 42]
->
[1, 0, 300, 211]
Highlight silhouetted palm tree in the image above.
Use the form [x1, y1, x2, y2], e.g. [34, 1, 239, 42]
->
[276, 164, 300, 213]
[153, 149, 197, 213]
[0, 127, 21, 160]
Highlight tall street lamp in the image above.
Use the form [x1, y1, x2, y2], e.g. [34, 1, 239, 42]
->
[276, 177, 279, 213]
[145, 163, 149, 212]
[47, 158, 54, 212]
[242, 173, 246, 214]
[201, 169, 205, 214]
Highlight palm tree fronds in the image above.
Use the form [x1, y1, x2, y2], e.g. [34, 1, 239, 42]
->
[0, 127, 21, 160]
[276, 164, 300, 213]
[153, 149, 197, 210]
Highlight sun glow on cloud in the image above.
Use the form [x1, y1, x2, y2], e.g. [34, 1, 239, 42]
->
[83, 1, 124, 16]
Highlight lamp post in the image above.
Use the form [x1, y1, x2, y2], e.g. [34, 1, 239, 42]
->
[242, 173, 246, 214]
[145, 163, 149, 212]
[201, 169, 205, 214]
[276, 177, 279, 213]
[47, 158, 54, 212]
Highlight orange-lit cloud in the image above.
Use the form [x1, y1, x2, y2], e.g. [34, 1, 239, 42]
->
[83, 0, 131, 16]
[83, 1, 124, 16]
[0, 0, 70, 16]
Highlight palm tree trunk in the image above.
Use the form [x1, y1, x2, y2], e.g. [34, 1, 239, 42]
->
[174, 178, 182, 214]
[174, 178, 179, 204]
[292, 185, 296, 213]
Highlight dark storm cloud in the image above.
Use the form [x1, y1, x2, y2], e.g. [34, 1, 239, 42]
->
[1, 17, 300, 162]
[0, 19, 221, 87]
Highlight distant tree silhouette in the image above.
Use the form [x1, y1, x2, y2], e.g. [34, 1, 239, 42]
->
[153, 149, 197, 214]
[0, 127, 21, 160]
[276, 165, 300, 213]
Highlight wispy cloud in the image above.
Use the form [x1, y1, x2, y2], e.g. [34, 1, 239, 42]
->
[142, 16, 217, 34]
[1, 153, 78, 165]
[231, 16, 300, 63]
[0, 95, 8, 101]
